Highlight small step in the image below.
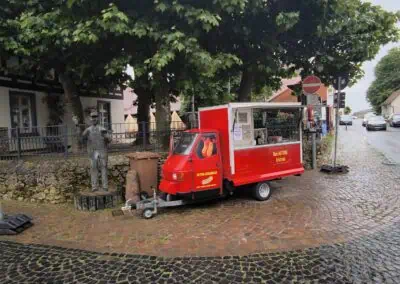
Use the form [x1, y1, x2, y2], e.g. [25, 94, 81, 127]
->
[0, 214, 33, 235]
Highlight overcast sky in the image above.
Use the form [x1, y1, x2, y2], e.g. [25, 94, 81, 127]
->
[346, 0, 400, 112]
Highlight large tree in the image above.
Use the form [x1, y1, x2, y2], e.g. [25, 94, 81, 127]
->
[203, 0, 399, 102]
[118, 0, 244, 147]
[0, 0, 132, 126]
[367, 47, 400, 113]
[283, 0, 400, 87]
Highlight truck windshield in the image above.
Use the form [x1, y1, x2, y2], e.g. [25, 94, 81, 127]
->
[173, 133, 198, 155]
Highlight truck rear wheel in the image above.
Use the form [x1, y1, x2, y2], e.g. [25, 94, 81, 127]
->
[253, 182, 272, 201]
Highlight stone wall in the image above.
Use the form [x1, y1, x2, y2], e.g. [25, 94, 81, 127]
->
[0, 154, 130, 204]
[0, 138, 333, 205]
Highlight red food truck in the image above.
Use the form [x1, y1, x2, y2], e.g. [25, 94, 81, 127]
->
[127, 102, 304, 219]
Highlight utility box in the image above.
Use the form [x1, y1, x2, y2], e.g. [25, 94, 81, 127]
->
[126, 152, 161, 197]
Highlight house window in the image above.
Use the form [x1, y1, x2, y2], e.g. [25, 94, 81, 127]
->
[9, 92, 36, 133]
[97, 101, 111, 128]
[238, 112, 248, 123]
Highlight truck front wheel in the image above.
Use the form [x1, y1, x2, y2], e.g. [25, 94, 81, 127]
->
[253, 182, 272, 201]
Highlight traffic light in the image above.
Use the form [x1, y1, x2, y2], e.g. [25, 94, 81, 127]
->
[334, 92, 346, 108]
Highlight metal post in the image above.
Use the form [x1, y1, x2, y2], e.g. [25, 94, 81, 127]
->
[0, 202, 4, 221]
[333, 77, 341, 168]
[63, 124, 68, 158]
[142, 121, 147, 150]
[16, 127, 21, 160]
[228, 77, 231, 96]
[312, 132, 317, 169]
[191, 86, 195, 129]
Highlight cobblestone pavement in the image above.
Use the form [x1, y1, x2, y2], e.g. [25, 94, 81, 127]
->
[1, 219, 400, 284]
[1, 126, 400, 282]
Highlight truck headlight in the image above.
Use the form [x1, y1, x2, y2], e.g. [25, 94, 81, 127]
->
[172, 172, 184, 181]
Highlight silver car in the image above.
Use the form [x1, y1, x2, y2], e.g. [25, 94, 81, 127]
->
[362, 113, 375, 127]
[388, 114, 400, 127]
[366, 116, 387, 131]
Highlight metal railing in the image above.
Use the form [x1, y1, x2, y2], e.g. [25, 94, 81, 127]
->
[0, 121, 189, 161]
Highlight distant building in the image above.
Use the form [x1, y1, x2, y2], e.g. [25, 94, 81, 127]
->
[267, 77, 334, 131]
[381, 90, 400, 117]
[267, 77, 329, 103]
[123, 88, 181, 119]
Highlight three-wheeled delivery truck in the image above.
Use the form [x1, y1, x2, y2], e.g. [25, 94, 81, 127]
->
[124, 102, 304, 219]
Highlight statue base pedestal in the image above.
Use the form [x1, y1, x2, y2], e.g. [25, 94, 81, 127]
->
[74, 190, 123, 211]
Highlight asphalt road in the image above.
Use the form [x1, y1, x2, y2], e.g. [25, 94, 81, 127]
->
[341, 118, 400, 164]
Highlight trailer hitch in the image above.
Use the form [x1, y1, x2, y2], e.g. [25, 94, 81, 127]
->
[115, 187, 188, 219]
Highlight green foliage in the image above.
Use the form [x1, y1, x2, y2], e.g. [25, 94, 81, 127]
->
[1, 0, 399, 122]
[180, 75, 240, 113]
[344, 106, 352, 115]
[286, 0, 400, 87]
[367, 47, 400, 113]
[252, 86, 274, 102]
[0, 1, 133, 94]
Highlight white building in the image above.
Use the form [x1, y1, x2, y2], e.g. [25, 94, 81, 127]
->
[381, 90, 400, 118]
[0, 56, 125, 153]
[123, 87, 181, 118]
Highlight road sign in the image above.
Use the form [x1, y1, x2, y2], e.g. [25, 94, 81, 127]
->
[303, 75, 322, 94]
[333, 75, 349, 90]
[334, 92, 346, 108]
[306, 94, 321, 105]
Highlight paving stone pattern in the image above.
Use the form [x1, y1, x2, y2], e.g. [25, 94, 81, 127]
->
[2, 221, 400, 284]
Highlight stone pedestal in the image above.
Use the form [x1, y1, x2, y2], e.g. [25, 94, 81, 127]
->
[74, 190, 122, 211]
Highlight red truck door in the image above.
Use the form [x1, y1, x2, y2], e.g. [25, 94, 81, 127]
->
[191, 133, 223, 193]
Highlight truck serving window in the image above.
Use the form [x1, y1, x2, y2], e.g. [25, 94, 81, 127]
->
[253, 109, 300, 146]
[173, 133, 198, 155]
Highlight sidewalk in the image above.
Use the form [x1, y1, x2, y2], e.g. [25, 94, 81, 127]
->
[1, 126, 400, 258]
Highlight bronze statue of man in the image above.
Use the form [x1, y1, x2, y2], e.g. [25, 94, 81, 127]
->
[82, 111, 111, 192]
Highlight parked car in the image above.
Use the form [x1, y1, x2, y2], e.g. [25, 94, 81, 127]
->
[339, 115, 353, 125]
[366, 116, 387, 131]
[362, 113, 375, 127]
[388, 114, 400, 127]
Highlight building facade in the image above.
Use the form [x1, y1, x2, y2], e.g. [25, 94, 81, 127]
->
[381, 91, 400, 118]
[0, 56, 125, 154]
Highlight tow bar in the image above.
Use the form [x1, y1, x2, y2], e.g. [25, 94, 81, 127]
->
[120, 187, 189, 219]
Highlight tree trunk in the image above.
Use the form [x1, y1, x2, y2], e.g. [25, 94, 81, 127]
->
[59, 72, 84, 152]
[238, 68, 255, 102]
[135, 87, 151, 146]
[59, 73, 84, 125]
[154, 78, 171, 150]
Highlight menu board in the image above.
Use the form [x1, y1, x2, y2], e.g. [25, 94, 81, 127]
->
[233, 125, 243, 141]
